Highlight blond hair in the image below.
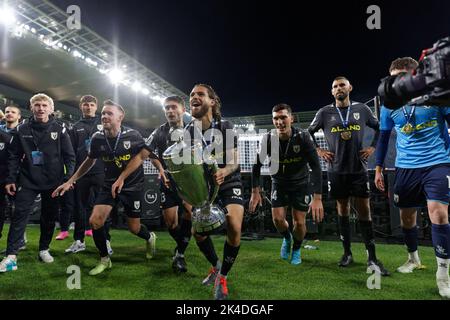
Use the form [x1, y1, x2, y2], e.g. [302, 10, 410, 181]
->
[30, 93, 54, 109]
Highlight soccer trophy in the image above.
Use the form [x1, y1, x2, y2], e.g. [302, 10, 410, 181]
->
[163, 130, 226, 234]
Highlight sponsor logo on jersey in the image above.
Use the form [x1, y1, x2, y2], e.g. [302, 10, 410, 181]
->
[102, 154, 131, 162]
[331, 125, 361, 133]
[145, 190, 158, 204]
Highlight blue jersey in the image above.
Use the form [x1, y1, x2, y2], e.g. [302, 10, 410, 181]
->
[380, 106, 450, 168]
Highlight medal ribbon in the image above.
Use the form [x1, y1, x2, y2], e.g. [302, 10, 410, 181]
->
[402, 105, 416, 126]
[335, 103, 351, 129]
[104, 129, 122, 166]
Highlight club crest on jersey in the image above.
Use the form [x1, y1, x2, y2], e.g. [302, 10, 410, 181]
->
[134, 201, 141, 210]
[51, 132, 58, 140]
[97, 124, 103, 131]
[293, 145, 300, 153]
[233, 188, 242, 196]
[0, 143, 4, 150]
[353, 113, 360, 120]
[123, 140, 131, 150]
[305, 195, 311, 204]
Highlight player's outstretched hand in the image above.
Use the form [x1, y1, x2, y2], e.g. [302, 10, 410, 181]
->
[52, 181, 74, 198]
[316, 148, 334, 163]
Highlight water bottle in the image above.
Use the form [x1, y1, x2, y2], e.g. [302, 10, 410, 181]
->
[304, 245, 318, 250]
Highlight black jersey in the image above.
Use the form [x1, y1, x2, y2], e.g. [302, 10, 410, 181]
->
[71, 116, 104, 175]
[184, 119, 242, 191]
[252, 127, 322, 193]
[145, 122, 179, 169]
[88, 126, 145, 191]
[6, 117, 76, 190]
[0, 129, 12, 184]
[308, 102, 379, 174]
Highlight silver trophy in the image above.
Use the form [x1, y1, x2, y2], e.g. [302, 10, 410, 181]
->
[163, 131, 225, 234]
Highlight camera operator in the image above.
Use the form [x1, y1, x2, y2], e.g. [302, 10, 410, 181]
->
[379, 37, 450, 109]
[375, 57, 450, 299]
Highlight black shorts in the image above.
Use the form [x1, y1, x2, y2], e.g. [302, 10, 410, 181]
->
[214, 186, 244, 212]
[327, 172, 370, 199]
[393, 164, 450, 208]
[160, 180, 183, 210]
[271, 183, 311, 212]
[95, 188, 142, 218]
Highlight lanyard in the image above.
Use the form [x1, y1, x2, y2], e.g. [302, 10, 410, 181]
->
[30, 123, 53, 151]
[402, 105, 416, 124]
[104, 129, 122, 157]
[335, 102, 351, 128]
[280, 131, 293, 159]
[279, 129, 294, 174]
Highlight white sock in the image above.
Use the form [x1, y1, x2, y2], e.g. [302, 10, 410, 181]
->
[436, 257, 449, 279]
[7, 255, 17, 261]
[408, 251, 420, 263]
[101, 256, 110, 263]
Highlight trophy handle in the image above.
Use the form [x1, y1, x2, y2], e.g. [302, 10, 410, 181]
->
[204, 160, 220, 204]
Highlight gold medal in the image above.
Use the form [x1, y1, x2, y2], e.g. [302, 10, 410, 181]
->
[340, 131, 352, 140]
[402, 123, 414, 135]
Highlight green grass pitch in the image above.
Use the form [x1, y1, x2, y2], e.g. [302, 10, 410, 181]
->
[0, 225, 444, 300]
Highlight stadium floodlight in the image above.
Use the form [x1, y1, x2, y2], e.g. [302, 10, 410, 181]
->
[13, 24, 23, 38]
[142, 88, 150, 96]
[132, 81, 142, 92]
[108, 68, 125, 85]
[85, 57, 98, 67]
[0, 5, 16, 26]
[72, 50, 82, 58]
[152, 95, 166, 105]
